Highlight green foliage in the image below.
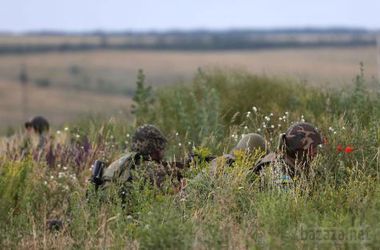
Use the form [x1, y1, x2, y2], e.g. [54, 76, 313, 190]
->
[132, 69, 154, 126]
[1, 69, 380, 248]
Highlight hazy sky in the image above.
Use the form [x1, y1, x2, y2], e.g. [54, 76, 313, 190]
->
[1, 0, 379, 32]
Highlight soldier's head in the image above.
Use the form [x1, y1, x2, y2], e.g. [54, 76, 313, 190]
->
[25, 116, 50, 135]
[232, 133, 268, 156]
[279, 122, 323, 165]
[131, 124, 167, 161]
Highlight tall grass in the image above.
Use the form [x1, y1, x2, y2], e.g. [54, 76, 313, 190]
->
[1, 68, 380, 248]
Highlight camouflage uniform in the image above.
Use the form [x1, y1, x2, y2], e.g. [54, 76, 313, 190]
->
[21, 116, 50, 158]
[252, 122, 323, 190]
[210, 133, 268, 176]
[102, 124, 167, 183]
[25, 116, 50, 149]
[93, 124, 174, 204]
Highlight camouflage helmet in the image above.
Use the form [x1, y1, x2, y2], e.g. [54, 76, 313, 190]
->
[131, 124, 167, 157]
[25, 116, 50, 134]
[280, 122, 323, 161]
[232, 133, 267, 154]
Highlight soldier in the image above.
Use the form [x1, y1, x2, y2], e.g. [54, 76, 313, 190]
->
[21, 116, 50, 159]
[90, 124, 183, 205]
[252, 122, 323, 189]
[24, 115, 50, 150]
[210, 133, 268, 176]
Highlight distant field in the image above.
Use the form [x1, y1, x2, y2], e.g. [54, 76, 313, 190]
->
[0, 46, 378, 130]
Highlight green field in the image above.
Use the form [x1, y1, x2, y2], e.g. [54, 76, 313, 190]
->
[1, 69, 380, 248]
[0, 46, 379, 131]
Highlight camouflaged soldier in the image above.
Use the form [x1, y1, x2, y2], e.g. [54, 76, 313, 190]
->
[90, 124, 178, 204]
[210, 133, 268, 176]
[252, 122, 323, 189]
[21, 116, 50, 158]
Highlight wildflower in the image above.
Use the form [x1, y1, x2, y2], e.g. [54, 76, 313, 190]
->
[328, 127, 334, 132]
[333, 131, 337, 135]
[56, 130, 61, 135]
[64, 127, 69, 131]
[50, 175, 54, 180]
[345, 146, 354, 153]
[244, 126, 248, 130]
[44, 181, 48, 185]
[278, 124, 281, 128]
[270, 113, 274, 117]
[246, 111, 251, 118]
[188, 141, 192, 145]
[265, 116, 270, 121]
[76, 134, 80, 138]
[337, 144, 343, 152]
[342, 126, 346, 130]
[252, 106, 257, 112]
[178, 143, 182, 147]
[127, 215, 133, 220]
[175, 132, 179, 136]
[63, 166, 67, 171]
[58, 172, 65, 178]
[126, 133, 130, 138]
[285, 111, 289, 115]
[279, 117, 283, 121]
[238, 186, 244, 190]
[270, 125, 275, 129]
[263, 124, 267, 128]
[257, 128, 261, 132]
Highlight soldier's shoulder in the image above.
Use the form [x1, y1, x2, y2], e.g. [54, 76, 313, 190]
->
[252, 152, 278, 173]
[103, 152, 138, 180]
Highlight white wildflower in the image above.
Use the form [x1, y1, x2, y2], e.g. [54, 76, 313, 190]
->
[252, 106, 257, 112]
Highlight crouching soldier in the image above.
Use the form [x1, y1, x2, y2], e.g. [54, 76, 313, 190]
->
[252, 122, 323, 190]
[210, 133, 268, 176]
[89, 124, 184, 207]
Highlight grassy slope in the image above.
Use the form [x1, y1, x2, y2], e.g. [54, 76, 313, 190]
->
[1, 70, 380, 248]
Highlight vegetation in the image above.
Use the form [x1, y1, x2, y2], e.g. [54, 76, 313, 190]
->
[0, 29, 377, 54]
[1, 68, 380, 248]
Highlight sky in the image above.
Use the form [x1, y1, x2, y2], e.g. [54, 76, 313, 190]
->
[1, 0, 380, 32]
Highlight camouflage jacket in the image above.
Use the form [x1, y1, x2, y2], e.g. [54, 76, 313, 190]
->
[252, 152, 295, 190]
[101, 152, 183, 191]
[209, 154, 235, 176]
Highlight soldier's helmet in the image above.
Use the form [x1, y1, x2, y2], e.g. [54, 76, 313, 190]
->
[25, 116, 50, 135]
[131, 124, 167, 157]
[232, 133, 267, 154]
[280, 122, 323, 162]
